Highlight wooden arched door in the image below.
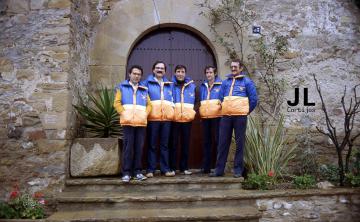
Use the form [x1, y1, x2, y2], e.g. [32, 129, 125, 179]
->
[127, 28, 217, 169]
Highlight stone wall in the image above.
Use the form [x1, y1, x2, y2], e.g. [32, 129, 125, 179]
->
[0, 0, 73, 198]
[256, 189, 360, 221]
[0, 0, 359, 199]
[246, 0, 360, 166]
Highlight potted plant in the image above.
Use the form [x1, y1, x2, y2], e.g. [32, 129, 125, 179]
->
[70, 86, 123, 177]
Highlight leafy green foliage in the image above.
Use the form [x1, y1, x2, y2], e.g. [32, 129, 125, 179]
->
[243, 173, 276, 190]
[0, 202, 17, 219]
[74, 86, 122, 138]
[345, 173, 360, 187]
[253, 35, 288, 119]
[293, 175, 316, 189]
[245, 115, 296, 176]
[319, 164, 339, 182]
[0, 191, 45, 219]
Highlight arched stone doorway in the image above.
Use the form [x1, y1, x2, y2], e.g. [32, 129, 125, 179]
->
[127, 27, 217, 168]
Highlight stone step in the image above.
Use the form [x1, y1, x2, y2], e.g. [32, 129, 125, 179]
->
[56, 189, 256, 211]
[65, 174, 243, 192]
[48, 206, 261, 222]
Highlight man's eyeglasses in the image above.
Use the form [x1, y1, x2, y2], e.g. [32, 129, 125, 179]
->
[155, 67, 165, 70]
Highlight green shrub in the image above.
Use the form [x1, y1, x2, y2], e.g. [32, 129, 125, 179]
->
[74, 86, 123, 138]
[0, 189, 45, 219]
[345, 173, 360, 187]
[244, 115, 296, 176]
[293, 174, 316, 189]
[319, 164, 339, 182]
[243, 173, 276, 190]
[0, 202, 18, 219]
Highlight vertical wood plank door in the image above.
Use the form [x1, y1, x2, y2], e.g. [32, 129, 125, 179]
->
[127, 28, 217, 169]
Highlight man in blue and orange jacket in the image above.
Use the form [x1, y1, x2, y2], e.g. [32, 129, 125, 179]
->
[210, 59, 258, 178]
[199, 65, 222, 174]
[143, 61, 175, 177]
[169, 65, 196, 175]
[114, 65, 152, 182]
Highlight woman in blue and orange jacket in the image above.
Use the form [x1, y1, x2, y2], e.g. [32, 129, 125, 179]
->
[114, 65, 151, 182]
[199, 65, 222, 174]
[169, 65, 196, 175]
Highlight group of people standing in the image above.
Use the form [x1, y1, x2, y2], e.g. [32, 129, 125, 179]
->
[113, 59, 258, 182]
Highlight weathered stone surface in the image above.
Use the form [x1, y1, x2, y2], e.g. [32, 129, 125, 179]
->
[48, 0, 71, 9]
[70, 138, 120, 177]
[317, 181, 335, 189]
[39, 111, 68, 129]
[0, 57, 14, 72]
[30, 0, 47, 10]
[36, 139, 69, 153]
[7, 0, 30, 14]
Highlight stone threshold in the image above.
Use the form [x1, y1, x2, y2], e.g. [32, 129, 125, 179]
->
[56, 188, 360, 203]
[65, 175, 245, 185]
[47, 206, 261, 222]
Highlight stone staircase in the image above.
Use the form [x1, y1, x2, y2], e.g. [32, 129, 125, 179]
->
[47, 173, 261, 221]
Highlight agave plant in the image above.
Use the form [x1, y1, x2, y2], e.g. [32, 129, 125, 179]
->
[244, 115, 296, 176]
[73, 86, 122, 138]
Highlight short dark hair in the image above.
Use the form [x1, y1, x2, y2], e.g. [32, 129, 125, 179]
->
[204, 65, 217, 74]
[175, 64, 187, 73]
[231, 59, 243, 67]
[128, 65, 143, 75]
[152, 61, 167, 72]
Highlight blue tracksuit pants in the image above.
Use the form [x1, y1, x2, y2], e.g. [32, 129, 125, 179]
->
[201, 117, 220, 173]
[147, 121, 171, 174]
[169, 122, 192, 172]
[214, 116, 247, 176]
[122, 126, 146, 176]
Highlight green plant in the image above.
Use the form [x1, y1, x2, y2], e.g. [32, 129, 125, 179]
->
[0, 202, 17, 219]
[319, 164, 339, 182]
[345, 173, 360, 187]
[243, 173, 275, 190]
[313, 75, 360, 186]
[293, 174, 316, 189]
[349, 149, 360, 175]
[0, 187, 45, 219]
[244, 115, 297, 176]
[253, 35, 288, 120]
[74, 86, 123, 138]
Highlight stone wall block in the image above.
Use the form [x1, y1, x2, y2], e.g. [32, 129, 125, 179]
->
[48, 0, 71, 9]
[7, 0, 30, 14]
[70, 138, 120, 177]
[39, 111, 68, 129]
[30, 0, 47, 10]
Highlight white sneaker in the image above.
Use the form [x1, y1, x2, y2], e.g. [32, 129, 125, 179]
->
[146, 172, 154, 178]
[135, 173, 147, 181]
[183, 170, 192, 175]
[165, 171, 175, 177]
[122, 175, 131, 182]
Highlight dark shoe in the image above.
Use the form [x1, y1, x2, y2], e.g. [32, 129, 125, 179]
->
[209, 172, 223, 177]
[201, 169, 211, 174]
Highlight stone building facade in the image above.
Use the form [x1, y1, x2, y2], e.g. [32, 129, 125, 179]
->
[0, 0, 359, 198]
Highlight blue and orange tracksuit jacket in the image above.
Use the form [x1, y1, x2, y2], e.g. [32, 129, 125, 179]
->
[220, 72, 258, 116]
[144, 74, 175, 121]
[113, 80, 151, 127]
[172, 76, 196, 122]
[199, 76, 222, 118]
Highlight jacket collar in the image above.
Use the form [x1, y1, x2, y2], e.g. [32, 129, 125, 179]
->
[226, 71, 246, 79]
[172, 76, 193, 87]
[202, 76, 222, 86]
[147, 74, 172, 84]
[121, 80, 148, 90]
